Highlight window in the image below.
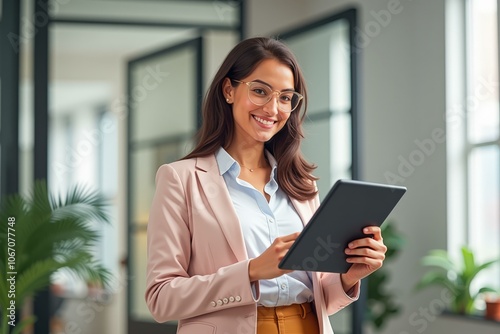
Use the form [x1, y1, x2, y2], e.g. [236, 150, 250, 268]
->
[447, 0, 500, 294]
[466, 0, 500, 290]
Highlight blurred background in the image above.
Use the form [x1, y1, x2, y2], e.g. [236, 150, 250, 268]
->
[0, 0, 499, 333]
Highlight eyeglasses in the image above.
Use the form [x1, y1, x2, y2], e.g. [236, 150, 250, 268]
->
[232, 79, 303, 113]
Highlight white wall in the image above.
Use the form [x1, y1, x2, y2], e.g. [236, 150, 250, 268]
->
[247, 1, 483, 334]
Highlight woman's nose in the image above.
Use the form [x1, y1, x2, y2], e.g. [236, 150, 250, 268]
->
[263, 94, 280, 115]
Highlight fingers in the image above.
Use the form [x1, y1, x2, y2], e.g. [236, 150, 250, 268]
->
[364, 226, 383, 240]
[345, 226, 387, 262]
[278, 231, 301, 242]
[272, 233, 299, 252]
[348, 237, 387, 252]
[348, 226, 385, 248]
[250, 232, 300, 281]
[273, 233, 299, 257]
[343, 227, 388, 279]
[345, 244, 385, 260]
[346, 253, 384, 269]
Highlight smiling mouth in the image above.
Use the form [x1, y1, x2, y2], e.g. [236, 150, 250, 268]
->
[253, 115, 276, 126]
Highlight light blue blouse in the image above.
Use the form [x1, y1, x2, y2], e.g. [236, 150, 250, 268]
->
[215, 147, 314, 307]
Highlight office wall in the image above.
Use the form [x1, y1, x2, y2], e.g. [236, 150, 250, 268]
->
[247, 1, 489, 333]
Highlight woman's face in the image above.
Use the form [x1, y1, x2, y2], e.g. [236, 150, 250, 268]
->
[223, 58, 295, 146]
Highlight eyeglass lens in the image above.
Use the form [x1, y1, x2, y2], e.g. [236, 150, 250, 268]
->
[247, 82, 301, 112]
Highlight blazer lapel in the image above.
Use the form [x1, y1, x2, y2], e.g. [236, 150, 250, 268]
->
[195, 155, 248, 262]
[290, 197, 313, 228]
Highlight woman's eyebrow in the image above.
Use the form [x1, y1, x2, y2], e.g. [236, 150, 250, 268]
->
[253, 79, 295, 92]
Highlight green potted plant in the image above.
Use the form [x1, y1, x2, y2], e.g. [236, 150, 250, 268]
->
[415, 246, 499, 315]
[0, 180, 112, 334]
[365, 220, 405, 331]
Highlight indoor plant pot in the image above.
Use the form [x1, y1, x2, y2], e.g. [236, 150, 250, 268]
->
[485, 295, 500, 321]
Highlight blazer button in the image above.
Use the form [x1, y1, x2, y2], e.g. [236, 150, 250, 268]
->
[229, 296, 235, 302]
[210, 301, 216, 307]
[223, 298, 229, 304]
[217, 299, 223, 306]
[235, 296, 241, 302]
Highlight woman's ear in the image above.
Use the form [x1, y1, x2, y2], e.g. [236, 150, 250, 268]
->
[222, 78, 234, 103]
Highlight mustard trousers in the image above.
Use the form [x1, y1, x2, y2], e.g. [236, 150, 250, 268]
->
[257, 302, 320, 334]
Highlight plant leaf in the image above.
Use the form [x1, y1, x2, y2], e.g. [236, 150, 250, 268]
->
[19, 218, 99, 272]
[415, 271, 459, 296]
[57, 251, 113, 289]
[28, 180, 53, 225]
[470, 258, 500, 279]
[14, 258, 61, 306]
[51, 184, 110, 224]
[461, 246, 476, 279]
[421, 253, 457, 272]
[472, 286, 498, 300]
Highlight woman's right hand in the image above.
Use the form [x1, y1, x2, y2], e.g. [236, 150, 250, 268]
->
[248, 232, 300, 282]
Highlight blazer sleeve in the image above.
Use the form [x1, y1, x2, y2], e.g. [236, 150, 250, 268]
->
[319, 272, 360, 315]
[145, 164, 259, 323]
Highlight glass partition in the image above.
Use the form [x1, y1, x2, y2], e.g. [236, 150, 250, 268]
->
[128, 39, 201, 325]
[283, 18, 354, 199]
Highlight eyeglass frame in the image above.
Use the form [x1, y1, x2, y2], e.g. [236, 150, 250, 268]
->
[231, 79, 304, 113]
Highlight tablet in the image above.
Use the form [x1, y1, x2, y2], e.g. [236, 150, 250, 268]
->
[278, 179, 407, 273]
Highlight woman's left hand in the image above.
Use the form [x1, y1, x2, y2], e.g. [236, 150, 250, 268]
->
[340, 226, 387, 291]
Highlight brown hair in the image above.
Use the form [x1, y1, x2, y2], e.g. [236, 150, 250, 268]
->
[183, 37, 317, 201]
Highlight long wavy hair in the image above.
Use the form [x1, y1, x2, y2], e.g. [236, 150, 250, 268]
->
[183, 37, 317, 201]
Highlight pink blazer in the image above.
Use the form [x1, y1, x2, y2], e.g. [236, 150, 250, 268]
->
[145, 154, 359, 334]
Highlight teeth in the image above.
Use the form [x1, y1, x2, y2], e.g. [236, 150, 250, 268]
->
[254, 116, 274, 125]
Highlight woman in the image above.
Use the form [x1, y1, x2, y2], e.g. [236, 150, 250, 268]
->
[145, 37, 387, 334]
